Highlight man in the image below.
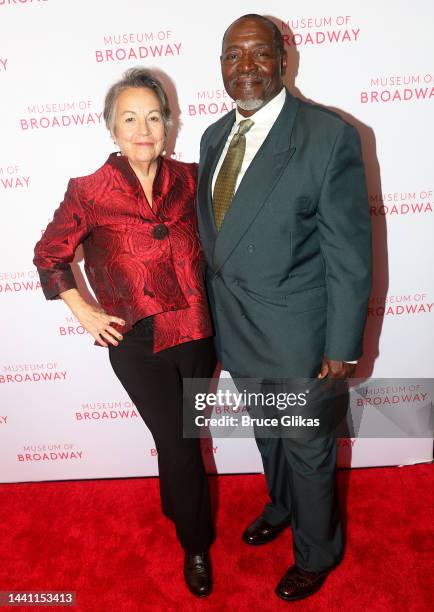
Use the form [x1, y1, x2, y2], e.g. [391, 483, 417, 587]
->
[197, 14, 371, 602]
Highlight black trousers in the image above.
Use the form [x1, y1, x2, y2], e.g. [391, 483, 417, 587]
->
[108, 318, 216, 553]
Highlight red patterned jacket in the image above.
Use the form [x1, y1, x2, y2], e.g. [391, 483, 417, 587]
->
[33, 153, 213, 352]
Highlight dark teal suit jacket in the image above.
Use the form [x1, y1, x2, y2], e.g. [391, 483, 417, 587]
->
[197, 89, 372, 378]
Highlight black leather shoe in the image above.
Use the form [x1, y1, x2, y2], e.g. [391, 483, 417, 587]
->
[275, 564, 330, 601]
[183, 552, 212, 597]
[242, 516, 291, 545]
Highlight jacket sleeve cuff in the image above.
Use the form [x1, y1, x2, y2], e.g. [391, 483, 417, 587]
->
[37, 266, 77, 300]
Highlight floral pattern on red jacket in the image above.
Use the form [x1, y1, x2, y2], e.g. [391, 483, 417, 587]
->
[33, 153, 213, 352]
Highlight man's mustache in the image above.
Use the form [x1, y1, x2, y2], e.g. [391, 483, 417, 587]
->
[229, 75, 264, 86]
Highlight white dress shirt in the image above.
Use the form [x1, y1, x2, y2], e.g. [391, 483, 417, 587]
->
[212, 87, 286, 195]
[211, 88, 357, 365]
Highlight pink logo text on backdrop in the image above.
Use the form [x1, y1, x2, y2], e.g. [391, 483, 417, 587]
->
[281, 15, 360, 46]
[0, 165, 30, 188]
[369, 189, 433, 216]
[0, 362, 67, 384]
[188, 89, 237, 117]
[76, 400, 139, 422]
[0, 0, 48, 5]
[368, 293, 433, 317]
[0, 271, 40, 294]
[20, 100, 102, 130]
[17, 442, 83, 463]
[361, 74, 434, 103]
[95, 31, 182, 63]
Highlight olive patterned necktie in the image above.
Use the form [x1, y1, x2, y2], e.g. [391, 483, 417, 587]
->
[212, 118, 254, 231]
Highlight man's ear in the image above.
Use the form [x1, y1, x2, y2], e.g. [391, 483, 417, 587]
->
[280, 50, 288, 76]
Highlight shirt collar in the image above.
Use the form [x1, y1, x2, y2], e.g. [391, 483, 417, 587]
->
[234, 87, 286, 128]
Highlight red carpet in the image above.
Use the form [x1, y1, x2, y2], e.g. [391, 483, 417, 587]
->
[0, 464, 433, 611]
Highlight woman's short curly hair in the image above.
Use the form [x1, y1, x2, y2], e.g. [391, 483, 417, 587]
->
[103, 67, 172, 137]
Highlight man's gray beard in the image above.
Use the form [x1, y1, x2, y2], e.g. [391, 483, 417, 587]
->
[236, 98, 264, 111]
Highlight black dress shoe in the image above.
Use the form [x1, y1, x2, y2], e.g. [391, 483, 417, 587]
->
[242, 516, 291, 545]
[183, 552, 212, 597]
[275, 564, 330, 601]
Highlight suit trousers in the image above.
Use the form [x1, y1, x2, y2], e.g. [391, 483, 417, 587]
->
[108, 318, 216, 553]
[232, 372, 344, 573]
[255, 433, 343, 572]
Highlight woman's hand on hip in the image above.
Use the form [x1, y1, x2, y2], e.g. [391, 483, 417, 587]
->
[59, 289, 125, 347]
[75, 303, 125, 347]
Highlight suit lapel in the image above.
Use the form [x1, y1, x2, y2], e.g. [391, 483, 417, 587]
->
[197, 112, 235, 264]
[213, 92, 300, 271]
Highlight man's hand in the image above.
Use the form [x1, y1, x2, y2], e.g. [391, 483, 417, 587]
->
[318, 358, 356, 379]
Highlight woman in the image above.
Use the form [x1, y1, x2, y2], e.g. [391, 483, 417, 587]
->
[34, 68, 215, 598]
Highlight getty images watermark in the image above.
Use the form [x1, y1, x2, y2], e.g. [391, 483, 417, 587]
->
[182, 378, 434, 439]
[193, 388, 320, 429]
[182, 377, 347, 439]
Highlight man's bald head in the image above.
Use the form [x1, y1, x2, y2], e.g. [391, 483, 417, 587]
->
[222, 14, 284, 58]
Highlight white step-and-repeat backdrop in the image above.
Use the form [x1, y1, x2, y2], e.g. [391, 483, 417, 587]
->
[1, 0, 432, 482]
